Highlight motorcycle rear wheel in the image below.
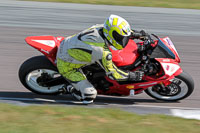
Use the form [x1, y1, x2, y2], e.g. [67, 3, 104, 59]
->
[145, 71, 194, 101]
[18, 56, 65, 95]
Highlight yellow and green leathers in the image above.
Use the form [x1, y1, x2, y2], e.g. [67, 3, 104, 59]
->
[56, 24, 130, 83]
[56, 25, 130, 101]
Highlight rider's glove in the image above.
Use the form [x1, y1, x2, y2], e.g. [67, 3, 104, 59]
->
[140, 30, 148, 36]
[139, 30, 148, 40]
[128, 71, 144, 81]
[131, 29, 148, 40]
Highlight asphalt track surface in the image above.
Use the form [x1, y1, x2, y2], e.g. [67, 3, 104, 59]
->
[0, 0, 200, 116]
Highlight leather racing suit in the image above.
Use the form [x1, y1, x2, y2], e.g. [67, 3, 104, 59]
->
[56, 24, 139, 102]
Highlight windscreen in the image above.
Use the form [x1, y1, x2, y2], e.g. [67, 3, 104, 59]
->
[150, 39, 176, 59]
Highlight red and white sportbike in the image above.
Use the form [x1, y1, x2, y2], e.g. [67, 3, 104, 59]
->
[19, 34, 194, 101]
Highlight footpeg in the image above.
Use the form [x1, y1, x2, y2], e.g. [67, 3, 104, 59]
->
[58, 85, 67, 94]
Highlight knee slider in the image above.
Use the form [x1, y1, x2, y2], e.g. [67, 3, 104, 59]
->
[83, 88, 97, 99]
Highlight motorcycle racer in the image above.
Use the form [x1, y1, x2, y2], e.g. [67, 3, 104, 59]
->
[56, 14, 147, 104]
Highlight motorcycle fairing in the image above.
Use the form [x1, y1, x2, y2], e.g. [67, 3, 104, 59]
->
[99, 76, 173, 95]
[155, 58, 183, 77]
[25, 36, 64, 64]
[111, 39, 139, 67]
[100, 57, 183, 96]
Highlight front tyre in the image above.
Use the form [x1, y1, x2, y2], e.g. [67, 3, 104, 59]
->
[19, 56, 66, 95]
[145, 72, 194, 101]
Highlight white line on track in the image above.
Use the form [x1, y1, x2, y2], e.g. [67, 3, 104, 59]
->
[171, 109, 200, 120]
[0, 97, 41, 101]
[0, 97, 81, 104]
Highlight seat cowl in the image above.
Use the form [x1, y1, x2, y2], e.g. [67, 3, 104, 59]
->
[25, 36, 58, 52]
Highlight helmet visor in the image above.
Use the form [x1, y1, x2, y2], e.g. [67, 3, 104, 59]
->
[113, 31, 130, 48]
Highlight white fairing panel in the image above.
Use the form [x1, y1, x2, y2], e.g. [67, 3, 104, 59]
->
[32, 40, 56, 47]
[161, 63, 180, 76]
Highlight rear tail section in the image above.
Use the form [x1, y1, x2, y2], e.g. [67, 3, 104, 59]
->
[25, 36, 64, 64]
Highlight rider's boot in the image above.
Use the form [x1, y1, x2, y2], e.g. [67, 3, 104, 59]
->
[67, 80, 97, 104]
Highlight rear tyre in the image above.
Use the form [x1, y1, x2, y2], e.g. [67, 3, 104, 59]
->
[145, 71, 194, 101]
[18, 56, 66, 95]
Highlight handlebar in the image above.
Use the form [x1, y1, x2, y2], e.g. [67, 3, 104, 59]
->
[135, 33, 158, 74]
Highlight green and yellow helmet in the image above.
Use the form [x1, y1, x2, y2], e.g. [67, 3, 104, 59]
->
[103, 14, 131, 50]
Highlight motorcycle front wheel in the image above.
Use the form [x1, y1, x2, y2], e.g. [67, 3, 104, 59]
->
[18, 56, 67, 95]
[145, 71, 194, 101]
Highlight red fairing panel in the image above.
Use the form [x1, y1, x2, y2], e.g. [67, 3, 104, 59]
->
[111, 39, 139, 66]
[25, 36, 64, 64]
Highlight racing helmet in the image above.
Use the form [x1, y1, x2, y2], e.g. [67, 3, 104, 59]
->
[103, 14, 131, 50]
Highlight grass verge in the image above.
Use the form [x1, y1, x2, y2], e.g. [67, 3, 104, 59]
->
[23, 0, 200, 10]
[0, 103, 200, 133]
